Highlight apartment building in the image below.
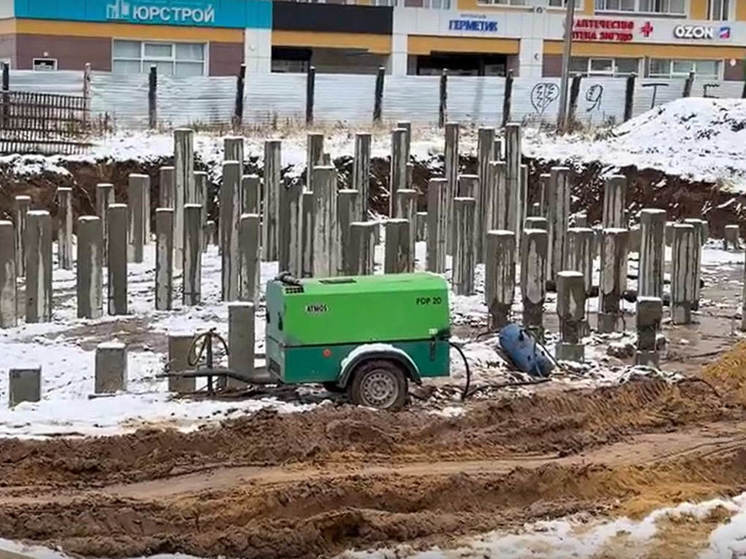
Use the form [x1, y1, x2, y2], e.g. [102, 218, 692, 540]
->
[0, 0, 742, 81]
[273, 0, 746, 80]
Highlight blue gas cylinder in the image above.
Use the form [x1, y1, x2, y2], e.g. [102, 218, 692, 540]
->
[498, 323, 554, 377]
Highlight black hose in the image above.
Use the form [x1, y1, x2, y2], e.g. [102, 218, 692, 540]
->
[187, 329, 230, 368]
[450, 341, 471, 403]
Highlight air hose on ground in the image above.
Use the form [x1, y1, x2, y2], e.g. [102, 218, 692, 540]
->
[187, 328, 230, 368]
[450, 331, 556, 403]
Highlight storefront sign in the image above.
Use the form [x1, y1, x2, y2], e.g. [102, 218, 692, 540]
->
[107, 0, 214, 24]
[573, 18, 634, 42]
[673, 24, 731, 40]
[13, 0, 272, 29]
[448, 18, 498, 33]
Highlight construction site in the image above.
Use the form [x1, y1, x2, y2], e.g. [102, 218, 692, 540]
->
[2, 90, 746, 559]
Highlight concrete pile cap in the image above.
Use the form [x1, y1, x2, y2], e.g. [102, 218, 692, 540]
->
[79, 216, 100, 223]
[129, 173, 149, 178]
[568, 227, 594, 233]
[108, 203, 127, 209]
[638, 296, 663, 304]
[27, 210, 49, 217]
[156, 208, 174, 214]
[169, 331, 195, 338]
[0, 220, 12, 226]
[97, 342, 126, 350]
[15, 195, 31, 201]
[228, 302, 255, 309]
[57, 187, 72, 192]
[602, 227, 628, 234]
[557, 271, 584, 279]
[487, 229, 515, 237]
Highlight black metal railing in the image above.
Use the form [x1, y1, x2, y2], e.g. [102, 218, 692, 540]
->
[0, 90, 90, 155]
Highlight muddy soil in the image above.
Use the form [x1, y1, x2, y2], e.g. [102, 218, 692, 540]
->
[3, 150, 742, 239]
[2, 372, 746, 558]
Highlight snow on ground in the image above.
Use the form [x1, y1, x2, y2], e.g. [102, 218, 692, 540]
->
[3, 124, 466, 182]
[339, 492, 746, 559]
[524, 98, 746, 190]
[0, 227, 716, 438]
[5, 98, 746, 190]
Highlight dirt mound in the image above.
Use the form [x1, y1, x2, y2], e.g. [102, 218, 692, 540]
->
[0, 378, 735, 489]
[702, 341, 746, 405]
[2, 445, 746, 559]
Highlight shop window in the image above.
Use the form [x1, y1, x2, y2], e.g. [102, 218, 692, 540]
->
[648, 58, 721, 79]
[638, 0, 684, 14]
[709, 0, 731, 20]
[32, 58, 57, 71]
[570, 56, 639, 77]
[595, 0, 683, 13]
[479, 0, 526, 5]
[595, 0, 634, 10]
[272, 47, 311, 74]
[112, 40, 206, 76]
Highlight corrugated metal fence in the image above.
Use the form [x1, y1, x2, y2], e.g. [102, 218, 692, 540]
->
[4, 69, 745, 129]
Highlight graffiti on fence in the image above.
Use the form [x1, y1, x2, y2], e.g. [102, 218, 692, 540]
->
[641, 82, 669, 109]
[704, 83, 720, 98]
[530, 82, 559, 116]
[585, 84, 604, 112]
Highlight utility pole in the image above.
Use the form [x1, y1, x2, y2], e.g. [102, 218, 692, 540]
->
[557, 0, 576, 133]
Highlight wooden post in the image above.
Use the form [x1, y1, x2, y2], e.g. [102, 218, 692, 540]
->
[233, 63, 246, 130]
[567, 74, 582, 128]
[502, 69, 513, 128]
[2, 62, 8, 129]
[373, 66, 384, 123]
[624, 73, 636, 121]
[83, 62, 91, 126]
[306, 65, 315, 126]
[683, 71, 695, 98]
[148, 65, 157, 130]
[438, 69, 447, 128]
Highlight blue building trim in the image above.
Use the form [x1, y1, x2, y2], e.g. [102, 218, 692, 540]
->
[14, 0, 272, 29]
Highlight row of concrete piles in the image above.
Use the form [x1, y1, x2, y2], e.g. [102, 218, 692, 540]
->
[417, 122, 710, 368]
[0, 122, 718, 402]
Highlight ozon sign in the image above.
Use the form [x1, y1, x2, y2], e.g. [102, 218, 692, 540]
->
[673, 25, 715, 39]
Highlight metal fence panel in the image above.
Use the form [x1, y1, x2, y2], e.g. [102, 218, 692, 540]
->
[245, 73, 306, 126]
[447, 76, 504, 126]
[0, 90, 89, 154]
[158, 74, 235, 127]
[632, 78, 688, 118]
[90, 72, 149, 128]
[511, 77, 562, 124]
[9, 70, 84, 96]
[383, 75, 440, 125]
[575, 77, 627, 127]
[315, 74, 378, 125]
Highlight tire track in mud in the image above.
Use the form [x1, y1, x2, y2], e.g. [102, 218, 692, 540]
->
[0, 378, 736, 489]
[2, 434, 746, 559]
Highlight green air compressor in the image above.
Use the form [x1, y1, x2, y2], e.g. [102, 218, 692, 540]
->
[265, 272, 451, 410]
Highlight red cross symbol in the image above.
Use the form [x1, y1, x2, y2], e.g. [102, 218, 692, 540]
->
[641, 21, 654, 37]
